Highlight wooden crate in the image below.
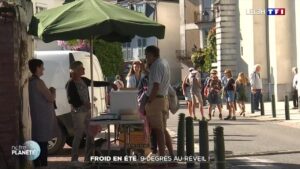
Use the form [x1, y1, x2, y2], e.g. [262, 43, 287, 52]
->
[119, 131, 150, 149]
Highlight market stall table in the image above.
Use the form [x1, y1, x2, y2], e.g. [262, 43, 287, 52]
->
[90, 118, 145, 157]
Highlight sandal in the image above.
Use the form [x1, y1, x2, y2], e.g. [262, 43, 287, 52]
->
[219, 113, 222, 120]
[224, 115, 231, 120]
[240, 110, 245, 117]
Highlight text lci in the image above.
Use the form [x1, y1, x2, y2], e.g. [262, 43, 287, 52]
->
[267, 8, 285, 15]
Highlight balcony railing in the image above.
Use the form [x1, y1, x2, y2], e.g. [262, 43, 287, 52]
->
[194, 9, 215, 24]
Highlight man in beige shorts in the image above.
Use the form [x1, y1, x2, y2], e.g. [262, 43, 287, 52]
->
[145, 45, 174, 157]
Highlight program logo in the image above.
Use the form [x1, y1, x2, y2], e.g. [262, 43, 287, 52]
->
[11, 140, 41, 160]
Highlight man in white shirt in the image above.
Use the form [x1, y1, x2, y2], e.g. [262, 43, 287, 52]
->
[145, 46, 174, 157]
[250, 64, 263, 111]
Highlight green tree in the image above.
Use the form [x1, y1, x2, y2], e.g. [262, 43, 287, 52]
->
[191, 26, 217, 72]
[93, 40, 124, 78]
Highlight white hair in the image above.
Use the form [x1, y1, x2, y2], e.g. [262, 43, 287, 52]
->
[253, 64, 261, 72]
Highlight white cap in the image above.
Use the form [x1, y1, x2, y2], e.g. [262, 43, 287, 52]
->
[189, 67, 194, 72]
[191, 70, 198, 74]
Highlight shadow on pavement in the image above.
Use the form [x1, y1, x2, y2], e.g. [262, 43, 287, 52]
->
[227, 160, 300, 169]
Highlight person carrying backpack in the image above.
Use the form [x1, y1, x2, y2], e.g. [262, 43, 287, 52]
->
[189, 69, 205, 120]
[182, 67, 195, 119]
[207, 69, 223, 120]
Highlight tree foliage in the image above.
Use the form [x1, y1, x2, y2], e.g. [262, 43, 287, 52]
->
[57, 39, 123, 78]
[93, 40, 124, 78]
[191, 26, 217, 72]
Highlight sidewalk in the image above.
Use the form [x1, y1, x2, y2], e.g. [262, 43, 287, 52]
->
[44, 101, 300, 169]
[243, 101, 300, 129]
[46, 162, 231, 169]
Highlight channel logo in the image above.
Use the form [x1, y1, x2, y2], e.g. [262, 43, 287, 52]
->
[267, 8, 285, 15]
[11, 140, 41, 160]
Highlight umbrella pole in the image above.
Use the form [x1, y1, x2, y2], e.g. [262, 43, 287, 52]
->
[90, 36, 94, 117]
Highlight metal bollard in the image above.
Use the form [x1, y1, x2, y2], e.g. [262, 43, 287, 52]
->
[260, 94, 265, 116]
[177, 113, 185, 157]
[186, 117, 194, 168]
[251, 93, 254, 113]
[272, 95, 276, 118]
[199, 120, 209, 169]
[214, 126, 225, 169]
[285, 96, 290, 120]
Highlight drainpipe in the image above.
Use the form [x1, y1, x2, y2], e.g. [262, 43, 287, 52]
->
[265, 0, 271, 100]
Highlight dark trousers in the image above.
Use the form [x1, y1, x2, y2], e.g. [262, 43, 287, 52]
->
[34, 142, 48, 167]
[293, 89, 298, 108]
[150, 129, 157, 154]
[253, 89, 262, 110]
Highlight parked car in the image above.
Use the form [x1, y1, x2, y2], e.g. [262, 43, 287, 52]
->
[35, 51, 106, 154]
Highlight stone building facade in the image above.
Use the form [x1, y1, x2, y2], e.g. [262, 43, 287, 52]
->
[180, 0, 300, 101]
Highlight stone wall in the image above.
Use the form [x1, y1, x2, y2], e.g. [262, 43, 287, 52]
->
[0, 1, 33, 169]
[215, 0, 240, 78]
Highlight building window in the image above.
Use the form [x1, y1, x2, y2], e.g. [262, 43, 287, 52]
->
[202, 0, 212, 9]
[138, 39, 142, 47]
[142, 39, 147, 47]
[137, 38, 147, 59]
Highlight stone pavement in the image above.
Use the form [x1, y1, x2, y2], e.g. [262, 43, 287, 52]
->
[43, 100, 300, 169]
[243, 101, 300, 129]
[46, 162, 230, 169]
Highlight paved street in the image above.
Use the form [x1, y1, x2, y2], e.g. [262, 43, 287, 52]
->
[45, 100, 300, 169]
[167, 100, 300, 169]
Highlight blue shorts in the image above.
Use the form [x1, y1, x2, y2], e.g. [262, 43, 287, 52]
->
[226, 90, 235, 102]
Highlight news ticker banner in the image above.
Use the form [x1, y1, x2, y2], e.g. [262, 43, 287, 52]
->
[90, 155, 207, 163]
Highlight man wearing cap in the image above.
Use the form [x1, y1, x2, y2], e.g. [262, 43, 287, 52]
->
[66, 61, 117, 162]
[188, 69, 205, 120]
[182, 68, 195, 119]
[145, 45, 174, 157]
